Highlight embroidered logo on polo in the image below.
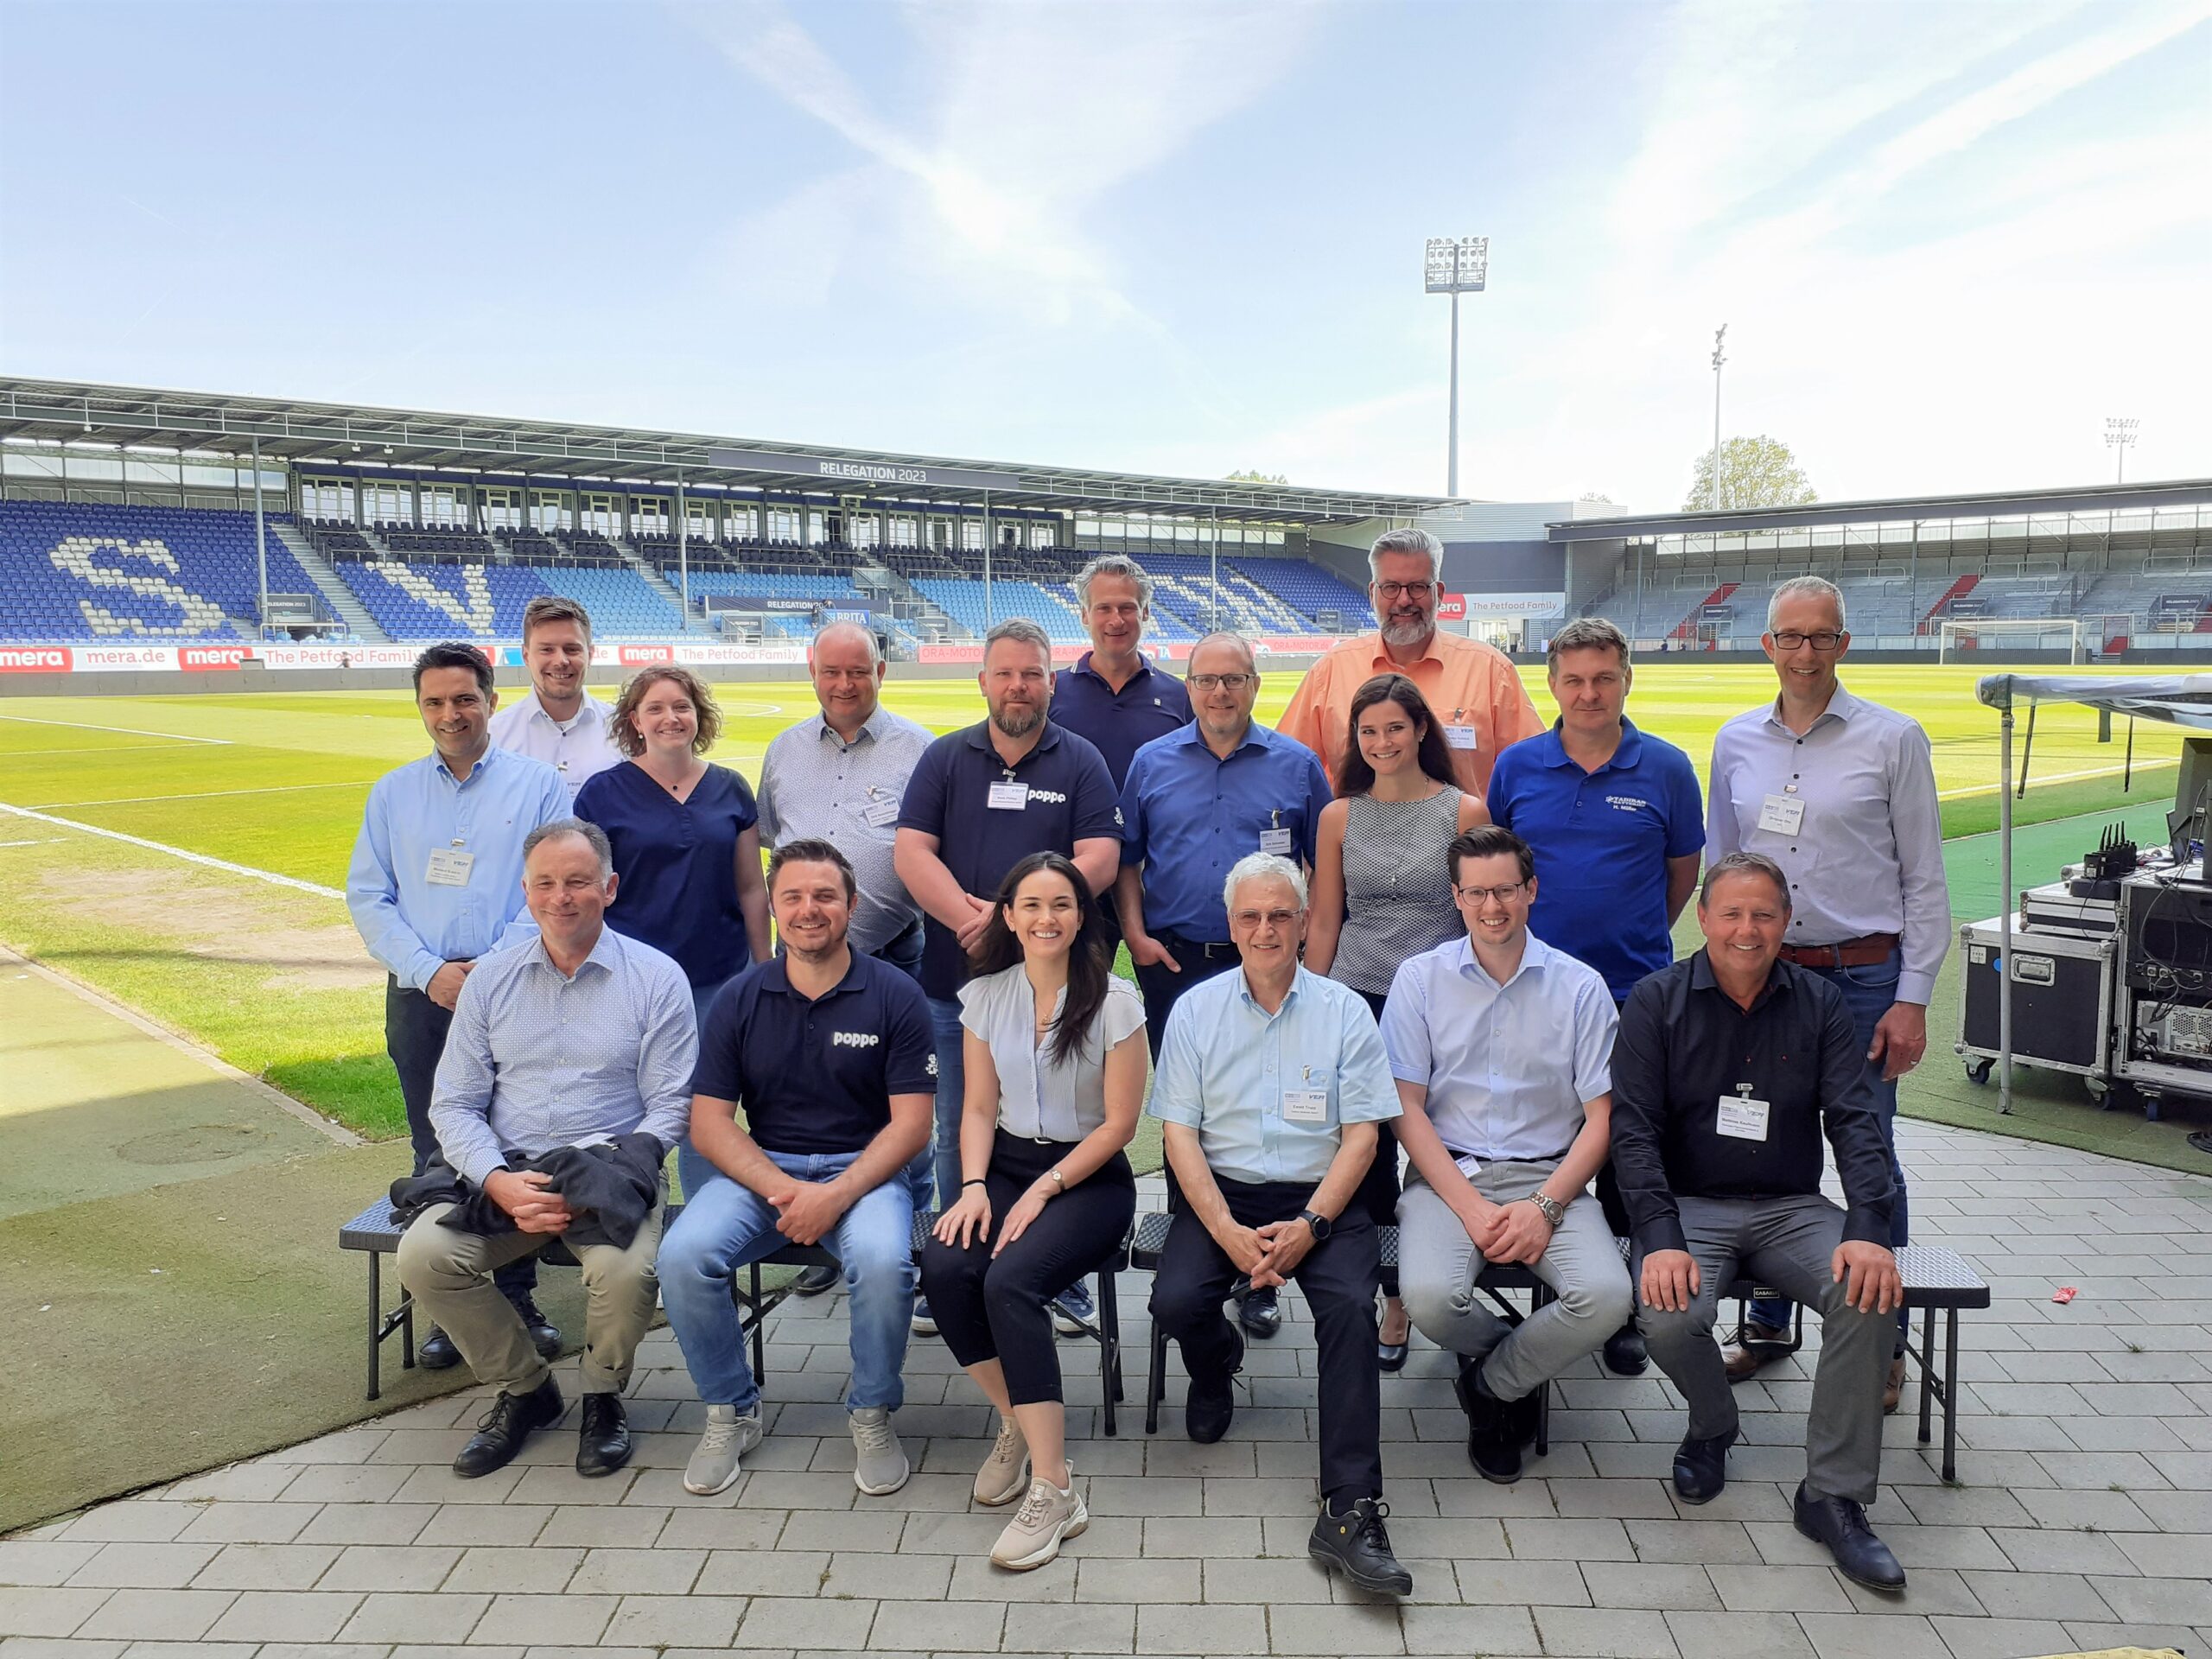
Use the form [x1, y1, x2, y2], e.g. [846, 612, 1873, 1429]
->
[1605, 794, 1651, 813]
[1024, 787, 1070, 804]
[831, 1031, 880, 1048]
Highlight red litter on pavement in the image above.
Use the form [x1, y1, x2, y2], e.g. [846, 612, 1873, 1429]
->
[2052, 1286, 2078, 1303]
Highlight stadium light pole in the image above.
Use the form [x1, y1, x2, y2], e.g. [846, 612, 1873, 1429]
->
[251, 435, 269, 641]
[2106, 416, 2139, 483]
[1709, 326, 1727, 511]
[676, 474, 690, 633]
[1424, 236, 1488, 496]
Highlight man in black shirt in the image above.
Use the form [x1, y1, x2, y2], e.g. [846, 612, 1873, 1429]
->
[1611, 852, 1907, 1592]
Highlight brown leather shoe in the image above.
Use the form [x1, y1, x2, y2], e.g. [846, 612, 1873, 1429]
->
[1882, 1354, 1906, 1414]
[1720, 1324, 1792, 1383]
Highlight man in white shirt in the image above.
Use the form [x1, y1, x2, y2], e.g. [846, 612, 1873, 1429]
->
[488, 596, 621, 802]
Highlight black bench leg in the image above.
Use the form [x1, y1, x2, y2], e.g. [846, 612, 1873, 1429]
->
[1146, 1319, 1166, 1436]
[367, 1251, 383, 1402]
[1942, 1309, 1961, 1484]
[1098, 1268, 1120, 1439]
[1917, 1304, 1936, 1450]
[747, 1261, 766, 1390]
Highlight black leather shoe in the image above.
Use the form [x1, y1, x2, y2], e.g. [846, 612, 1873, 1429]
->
[1236, 1285, 1281, 1340]
[1794, 1480, 1905, 1591]
[453, 1377, 564, 1478]
[575, 1392, 632, 1478]
[509, 1297, 563, 1361]
[1453, 1359, 1522, 1484]
[1603, 1323, 1649, 1376]
[1307, 1496, 1413, 1597]
[792, 1263, 842, 1297]
[1376, 1335, 1408, 1372]
[1671, 1427, 1738, 1504]
[418, 1326, 461, 1370]
[1185, 1325, 1244, 1444]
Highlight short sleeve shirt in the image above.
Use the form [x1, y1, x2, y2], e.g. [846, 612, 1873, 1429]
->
[958, 968, 1146, 1141]
[575, 761, 760, 989]
[896, 720, 1122, 1000]
[1051, 652, 1194, 788]
[691, 952, 937, 1155]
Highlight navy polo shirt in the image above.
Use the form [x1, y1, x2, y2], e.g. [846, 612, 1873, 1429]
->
[692, 950, 936, 1155]
[1120, 720, 1332, 942]
[1052, 652, 1193, 788]
[897, 719, 1122, 1000]
[1486, 717, 1705, 1002]
[575, 760, 759, 989]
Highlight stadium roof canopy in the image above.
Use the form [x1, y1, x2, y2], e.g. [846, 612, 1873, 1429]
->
[1545, 478, 2212, 543]
[0, 377, 1448, 526]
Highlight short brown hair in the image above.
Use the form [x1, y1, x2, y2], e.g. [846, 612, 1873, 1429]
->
[767, 837, 856, 901]
[1447, 824, 1535, 887]
[521, 594, 593, 646]
[1547, 616, 1630, 669]
[610, 665, 721, 757]
[1700, 850, 1791, 911]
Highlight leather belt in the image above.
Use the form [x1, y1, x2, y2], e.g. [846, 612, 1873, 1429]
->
[1778, 931, 1898, 969]
[1160, 932, 1239, 961]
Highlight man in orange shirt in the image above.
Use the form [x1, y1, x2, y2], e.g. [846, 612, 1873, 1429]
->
[1279, 528, 1543, 800]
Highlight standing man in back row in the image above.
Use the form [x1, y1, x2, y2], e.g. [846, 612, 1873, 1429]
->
[1279, 527, 1543, 801]
[487, 597, 621, 803]
[1707, 575, 1945, 1408]
[1051, 553, 1193, 792]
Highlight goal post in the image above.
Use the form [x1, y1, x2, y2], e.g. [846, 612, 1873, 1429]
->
[1936, 617, 2082, 664]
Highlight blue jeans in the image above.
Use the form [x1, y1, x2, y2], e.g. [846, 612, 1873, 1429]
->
[872, 920, 925, 982]
[925, 995, 967, 1214]
[677, 974, 742, 1202]
[1747, 950, 1910, 1347]
[657, 1149, 915, 1414]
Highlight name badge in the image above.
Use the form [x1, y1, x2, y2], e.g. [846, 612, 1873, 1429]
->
[426, 847, 475, 887]
[1259, 827, 1294, 855]
[1757, 793, 1806, 836]
[1717, 1090, 1770, 1141]
[1444, 725, 1479, 752]
[988, 781, 1029, 810]
[864, 798, 901, 827]
[1281, 1088, 1329, 1124]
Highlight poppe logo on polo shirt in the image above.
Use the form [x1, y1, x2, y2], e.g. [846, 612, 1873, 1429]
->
[1025, 787, 1070, 804]
[831, 1030, 880, 1048]
[1604, 793, 1653, 814]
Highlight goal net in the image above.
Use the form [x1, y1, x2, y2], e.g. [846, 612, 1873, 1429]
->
[1937, 617, 2082, 664]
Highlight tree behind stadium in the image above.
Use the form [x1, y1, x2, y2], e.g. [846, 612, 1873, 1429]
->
[1683, 435, 1817, 512]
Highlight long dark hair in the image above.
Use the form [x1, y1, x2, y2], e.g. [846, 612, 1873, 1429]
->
[1335, 673, 1456, 797]
[967, 851, 1110, 1070]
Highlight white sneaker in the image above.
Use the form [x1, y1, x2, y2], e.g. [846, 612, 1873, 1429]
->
[990, 1468, 1087, 1570]
[684, 1403, 762, 1496]
[850, 1407, 911, 1495]
[974, 1414, 1028, 1507]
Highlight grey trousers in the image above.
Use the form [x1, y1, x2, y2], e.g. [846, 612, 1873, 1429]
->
[1632, 1193, 1890, 1504]
[1397, 1161, 1632, 1402]
[397, 1198, 665, 1397]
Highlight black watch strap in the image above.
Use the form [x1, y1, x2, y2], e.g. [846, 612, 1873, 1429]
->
[1299, 1208, 1332, 1241]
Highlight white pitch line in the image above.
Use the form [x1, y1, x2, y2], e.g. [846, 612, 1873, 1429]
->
[0, 713, 232, 745]
[0, 802, 345, 899]
[1937, 760, 2171, 800]
[27, 779, 373, 810]
[0, 837, 67, 848]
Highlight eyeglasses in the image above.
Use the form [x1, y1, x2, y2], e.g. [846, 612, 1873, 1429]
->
[1453, 880, 1529, 906]
[1230, 908, 1301, 930]
[1187, 672, 1255, 692]
[1374, 581, 1433, 601]
[1770, 630, 1847, 652]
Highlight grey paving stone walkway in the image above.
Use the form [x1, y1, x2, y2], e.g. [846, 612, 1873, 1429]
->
[5, 1118, 2210, 1659]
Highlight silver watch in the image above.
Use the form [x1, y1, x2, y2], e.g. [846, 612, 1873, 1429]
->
[1530, 1192, 1566, 1228]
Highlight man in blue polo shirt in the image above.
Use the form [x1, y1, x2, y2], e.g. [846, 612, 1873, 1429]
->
[658, 839, 936, 1499]
[1484, 616, 1703, 1377]
[1051, 554, 1192, 790]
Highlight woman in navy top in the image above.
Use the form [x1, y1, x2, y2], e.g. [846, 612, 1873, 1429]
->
[575, 665, 771, 1190]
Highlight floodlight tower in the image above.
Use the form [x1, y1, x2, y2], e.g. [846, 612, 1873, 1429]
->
[1424, 236, 1488, 496]
[1709, 326, 1727, 511]
[2106, 416, 2139, 483]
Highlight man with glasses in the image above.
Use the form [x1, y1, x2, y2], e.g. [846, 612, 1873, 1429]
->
[1382, 827, 1630, 1483]
[1147, 853, 1413, 1599]
[1707, 576, 1943, 1410]
[1280, 527, 1542, 798]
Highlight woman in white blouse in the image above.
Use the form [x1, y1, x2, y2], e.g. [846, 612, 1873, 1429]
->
[921, 851, 1146, 1572]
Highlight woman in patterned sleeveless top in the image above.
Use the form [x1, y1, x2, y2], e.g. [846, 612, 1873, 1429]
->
[1306, 673, 1489, 1369]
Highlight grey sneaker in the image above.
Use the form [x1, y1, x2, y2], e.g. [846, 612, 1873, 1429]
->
[990, 1468, 1088, 1570]
[683, 1403, 762, 1496]
[850, 1407, 911, 1496]
[975, 1414, 1028, 1507]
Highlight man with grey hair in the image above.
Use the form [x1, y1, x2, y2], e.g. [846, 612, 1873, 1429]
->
[395, 817, 696, 1481]
[1146, 852, 1412, 1599]
[1053, 553, 1192, 790]
[1707, 575, 1942, 1408]
[1280, 526, 1542, 797]
[895, 619, 1122, 1323]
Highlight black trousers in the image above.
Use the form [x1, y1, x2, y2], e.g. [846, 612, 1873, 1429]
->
[1149, 1177, 1383, 1509]
[1131, 938, 1243, 1063]
[920, 1132, 1135, 1406]
[385, 976, 536, 1299]
[1351, 988, 1402, 1300]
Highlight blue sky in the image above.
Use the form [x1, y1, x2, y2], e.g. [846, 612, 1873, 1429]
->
[3, 0, 2206, 512]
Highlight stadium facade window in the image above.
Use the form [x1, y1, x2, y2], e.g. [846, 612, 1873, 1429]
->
[684, 501, 715, 541]
[890, 516, 918, 548]
[2, 449, 65, 480]
[852, 513, 880, 548]
[768, 508, 799, 541]
[1030, 524, 1055, 550]
[807, 510, 827, 543]
[632, 496, 671, 536]
[530, 492, 573, 531]
[961, 519, 983, 551]
[582, 493, 622, 534]
[481, 486, 521, 530]
[300, 477, 352, 518]
[421, 486, 464, 527]
[364, 482, 409, 524]
[728, 504, 759, 540]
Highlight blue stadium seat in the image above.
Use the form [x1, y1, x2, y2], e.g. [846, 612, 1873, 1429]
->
[0, 501, 318, 641]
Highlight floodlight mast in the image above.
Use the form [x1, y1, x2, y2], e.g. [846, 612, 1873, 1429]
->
[1425, 236, 1488, 496]
[2106, 416, 2139, 484]
[1709, 326, 1727, 512]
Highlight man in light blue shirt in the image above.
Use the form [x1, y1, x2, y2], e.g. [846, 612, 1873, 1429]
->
[397, 818, 695, 1483]
[349, 642, 569, 1362]
[486, 596, 621, 803]
[1147, 852, 1412, 1600]
[1382, 825, 1630, 1484]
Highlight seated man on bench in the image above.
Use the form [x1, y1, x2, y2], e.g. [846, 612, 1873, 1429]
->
[396, 818, 695, 1480]
[1611, 851, 1907, 1592]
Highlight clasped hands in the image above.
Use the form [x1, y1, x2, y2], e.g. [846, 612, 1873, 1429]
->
[1220, 1217, 1318, 1289]
[1455, 1192, 1555, 1266]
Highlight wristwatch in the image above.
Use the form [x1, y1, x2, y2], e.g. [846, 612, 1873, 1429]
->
[1299, 1208, 1332, 1241]
[1530, 1192, 1567, 1228]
